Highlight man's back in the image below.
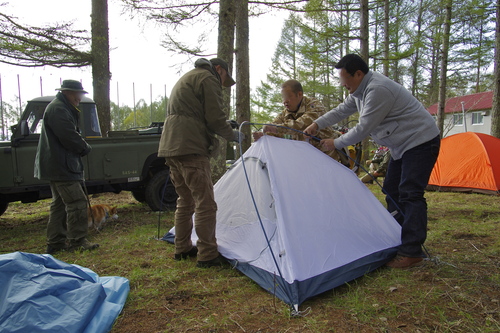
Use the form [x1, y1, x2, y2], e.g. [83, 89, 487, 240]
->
[158, 65, 234, 158]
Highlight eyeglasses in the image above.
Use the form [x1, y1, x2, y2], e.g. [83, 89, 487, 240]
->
[338, 70, 354, 84]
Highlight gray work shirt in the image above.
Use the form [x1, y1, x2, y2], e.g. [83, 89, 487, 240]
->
[315, 71, 439, 160]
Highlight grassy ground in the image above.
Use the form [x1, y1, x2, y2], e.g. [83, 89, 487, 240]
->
[1, 186, 500, 332]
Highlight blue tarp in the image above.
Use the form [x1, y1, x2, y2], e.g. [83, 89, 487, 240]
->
[0, 252, 129, 333]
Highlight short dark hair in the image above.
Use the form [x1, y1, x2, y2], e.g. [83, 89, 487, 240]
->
[335, 54, 369, 76]
[281, 79, 303, 94]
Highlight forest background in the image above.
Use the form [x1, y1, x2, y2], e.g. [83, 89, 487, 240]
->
[0, 0, 498, 178]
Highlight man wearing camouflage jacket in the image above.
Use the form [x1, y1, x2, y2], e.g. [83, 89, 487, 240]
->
[253, 79, 349, 166]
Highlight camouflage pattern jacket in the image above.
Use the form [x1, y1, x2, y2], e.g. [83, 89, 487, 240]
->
[269, 96, 345, 163]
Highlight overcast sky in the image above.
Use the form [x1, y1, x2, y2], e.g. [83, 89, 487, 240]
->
[0, 0, 287, 109]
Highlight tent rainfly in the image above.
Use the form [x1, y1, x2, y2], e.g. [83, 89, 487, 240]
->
[427, 132, 500, 195]
[164, 136, 402, 310]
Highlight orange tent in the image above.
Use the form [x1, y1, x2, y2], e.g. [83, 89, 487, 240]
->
[427, 132, 500, 195]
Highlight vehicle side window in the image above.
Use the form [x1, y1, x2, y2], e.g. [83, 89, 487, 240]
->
[83, 104, 102, 137]
[26, 103, 46, 134]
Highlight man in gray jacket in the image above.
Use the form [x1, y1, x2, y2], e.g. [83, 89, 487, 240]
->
[304, 54, 440, 269]
[34, 80, 98, 254]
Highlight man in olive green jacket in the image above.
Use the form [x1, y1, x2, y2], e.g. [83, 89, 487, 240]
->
[158, 58, 242, 268]
[34, 80, 98, 254]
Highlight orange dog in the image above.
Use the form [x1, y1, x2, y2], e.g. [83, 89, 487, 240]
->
[88, 204, 118, 230]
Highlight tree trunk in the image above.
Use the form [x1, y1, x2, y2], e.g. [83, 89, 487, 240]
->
[437, 0, 452, 137]
[491, 0, 500, 138]
[372, 1, 380, 72]
[91, 0, 111, 136]
[235, 0, 251, 155]
[359, 0, 370, 169]
[428, 11, 444, 106]
[392, 3, 401, 83]
[359, 0, 369, 61]
[210, 0, 236, 182]
[411, 0, 424, 96]
[475, 24, 484, 93]
[218, 0, 236, 113]
[383, 0, 390, 76]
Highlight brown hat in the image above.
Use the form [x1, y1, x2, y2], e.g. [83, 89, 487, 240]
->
[210, 58, 236, 87]
[55, 80, 88, 94]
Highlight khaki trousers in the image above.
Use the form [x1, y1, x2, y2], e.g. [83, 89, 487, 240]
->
[47, 181, 89, 247]
[166, 155, 219, 261]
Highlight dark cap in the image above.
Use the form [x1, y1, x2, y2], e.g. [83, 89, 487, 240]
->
[55, 80, 88, 94]
[210, 58, 236, 87]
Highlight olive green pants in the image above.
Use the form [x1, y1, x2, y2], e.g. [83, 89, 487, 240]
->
[47, 181, 89, 247]
[166, 155, 219, 261]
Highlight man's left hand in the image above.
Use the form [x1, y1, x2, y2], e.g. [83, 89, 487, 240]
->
[320, 139, 336, 151]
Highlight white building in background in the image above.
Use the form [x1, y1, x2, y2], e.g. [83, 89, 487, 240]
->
[427, 91, 493, 138]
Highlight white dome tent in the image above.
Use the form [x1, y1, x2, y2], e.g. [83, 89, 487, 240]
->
[164, 135, 401, 311]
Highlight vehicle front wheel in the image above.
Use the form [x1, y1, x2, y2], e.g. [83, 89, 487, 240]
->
[131, 188, 146, 203]
[0, 200, 8, 216]
[145, 169, 177, 211]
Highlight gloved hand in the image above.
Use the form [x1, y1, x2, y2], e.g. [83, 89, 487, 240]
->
[227, 120, 239, 129]
[232, 130, 245, 143]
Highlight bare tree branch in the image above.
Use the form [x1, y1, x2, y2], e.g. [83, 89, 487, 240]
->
[0, 11, 91, 67]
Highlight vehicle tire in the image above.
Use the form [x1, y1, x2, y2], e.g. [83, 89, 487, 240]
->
[0, 201, 8, 216]
[145, 169, 177, 211]
[131, 188, 146, 203]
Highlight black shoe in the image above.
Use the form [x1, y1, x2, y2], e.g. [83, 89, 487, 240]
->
[174, 246, 198, 261]
[67, 239, 100, 252]
[46, 244, 67, 255]
[196, 254, 228, 268]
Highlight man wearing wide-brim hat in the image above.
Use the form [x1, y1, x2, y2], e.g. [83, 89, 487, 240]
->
[34, 80, 98, 254]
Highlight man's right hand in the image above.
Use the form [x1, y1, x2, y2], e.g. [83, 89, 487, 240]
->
[252, 131, 264, 141]
[303, 122, 319, 136]
[263, 125, 277, 134]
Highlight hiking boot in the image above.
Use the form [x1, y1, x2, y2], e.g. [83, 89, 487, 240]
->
[386, 255, 424, 269]
[174, 246, 198, 261]
[46, 244, 67, 255]
[67, 239, 100, 252]
[196, 254, 228, 268]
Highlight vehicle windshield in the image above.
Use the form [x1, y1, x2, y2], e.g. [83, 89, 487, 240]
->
[19, 97, 101, 138]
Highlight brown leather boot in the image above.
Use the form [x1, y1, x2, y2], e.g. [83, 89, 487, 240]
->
[386, 256, 424, 268]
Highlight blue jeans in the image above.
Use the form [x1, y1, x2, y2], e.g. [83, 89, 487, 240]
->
[383, 135, 440, 257]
